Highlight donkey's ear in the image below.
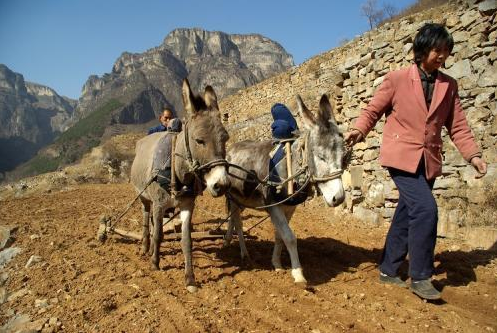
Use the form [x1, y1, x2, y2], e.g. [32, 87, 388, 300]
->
[182, 78, 196, 115]
[296, 95, 316, 129]
[204, 85, 219, 111]
[317, 94, 336, 128]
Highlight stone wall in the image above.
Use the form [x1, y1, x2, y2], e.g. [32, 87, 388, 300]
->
[219, 0, 497, 236]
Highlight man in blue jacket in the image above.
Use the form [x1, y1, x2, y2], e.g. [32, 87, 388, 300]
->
[148, 108, 178, 134]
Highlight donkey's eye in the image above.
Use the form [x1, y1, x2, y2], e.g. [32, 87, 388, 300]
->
[195, 138, 205, 145]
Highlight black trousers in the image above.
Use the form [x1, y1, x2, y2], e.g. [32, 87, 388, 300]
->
[380, 159, 437, 280]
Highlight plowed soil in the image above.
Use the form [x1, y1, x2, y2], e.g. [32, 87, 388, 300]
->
[1, 183, 496, 332]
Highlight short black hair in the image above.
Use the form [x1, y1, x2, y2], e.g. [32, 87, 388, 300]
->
[413, 23, 454, 64]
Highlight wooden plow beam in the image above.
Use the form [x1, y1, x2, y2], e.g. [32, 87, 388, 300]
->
[97, 216, 226, 243]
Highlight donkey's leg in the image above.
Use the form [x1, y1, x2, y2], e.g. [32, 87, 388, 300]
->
[179, 197, 197, 292]
[223, 199, 235, 247]
[271, 207, 296, 270]
[268, 206, 306, 284]
[151, 202, 165, 270]
[272, 229, 284, 271]
[233, 207, 250, 262]
[140, 198, 151, 255]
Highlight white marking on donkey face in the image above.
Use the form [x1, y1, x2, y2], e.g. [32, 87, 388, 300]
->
[205, 165, 230, 197]
[318, 178, 345, 207]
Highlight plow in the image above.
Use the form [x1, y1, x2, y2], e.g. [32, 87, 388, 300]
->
[96, 213, 227, 243]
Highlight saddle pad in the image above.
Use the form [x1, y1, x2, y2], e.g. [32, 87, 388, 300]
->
[151, 133, 174, 172]
[269, 144, 285, 182]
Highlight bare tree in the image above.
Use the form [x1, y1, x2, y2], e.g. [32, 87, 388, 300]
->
[361, 0, 385, 29]
[383, 2, 398, 20]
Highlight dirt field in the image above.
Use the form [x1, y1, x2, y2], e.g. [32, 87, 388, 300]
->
[1, 183, 496, 333]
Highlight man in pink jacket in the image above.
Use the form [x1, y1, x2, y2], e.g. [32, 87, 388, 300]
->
[345, 23, 487, 300]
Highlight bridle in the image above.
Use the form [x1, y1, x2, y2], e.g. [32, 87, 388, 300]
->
[225, 130, 345, 209]
[299, 131, 344, 184]
[175, 121, 229, 188]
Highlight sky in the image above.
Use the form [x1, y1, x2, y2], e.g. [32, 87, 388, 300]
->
[0, 0, 416, 99]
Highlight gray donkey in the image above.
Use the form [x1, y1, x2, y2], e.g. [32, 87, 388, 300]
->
[224, 94, 345, 286]
[130, 79, 230, 292]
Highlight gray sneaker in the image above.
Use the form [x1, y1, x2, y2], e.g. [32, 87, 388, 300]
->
[410, 279, 441, 300]
[379, 272, 407, 288]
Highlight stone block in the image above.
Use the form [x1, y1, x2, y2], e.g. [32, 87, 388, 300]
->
[344, 55, 361, 70]
[452, 30, 471, 43]
[382, 207, 396, 219]
[478, 65, 497, 87]
[445, 56, 455, 68]
[383, 182, 398, 200]
[433, 177, 458, 190]
[445, 59, 473, 79]
[471, 56, 490, 74]
[373, 76, 384, 87]
[474, 92, 493, 107]
[466, 106, 492, 123]
[342, 170, 352, 190]
[491, 117, 497, 135]
[437, 209, 463, 238]
[465, 227, 497, 249]
[353, 206, 381, 225]
[0, 226, 11, 250]
[359, 52, 374, 67]
[478, 0, 497, 15]
[445, 14, 460, 27]
[349, 165, 364, 190]
[365, 182, 385, 207]
[460, 9, 479, 27]
[488, 50, 497, 62]
[402, 42, 413, 54]
[363, 149, 379, 162]
[443, 150, 467, 166]
[0, 247, 22, 269]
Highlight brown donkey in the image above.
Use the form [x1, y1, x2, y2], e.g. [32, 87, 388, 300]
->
[130, 79, 230, 292]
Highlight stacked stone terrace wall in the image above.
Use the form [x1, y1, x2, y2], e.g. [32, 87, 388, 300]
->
[219, 0, 497, 240]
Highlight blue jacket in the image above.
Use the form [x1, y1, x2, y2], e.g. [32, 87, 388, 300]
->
[147, 124, 167, 135]
[147, 119, 183, 135]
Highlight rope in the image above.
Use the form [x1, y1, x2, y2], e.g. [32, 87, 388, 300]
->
[226, 174, 312, 210]
[107, 175, 155, 230]
[245, 215, 270, 233]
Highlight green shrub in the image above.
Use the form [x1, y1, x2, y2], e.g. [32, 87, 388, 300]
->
[25, 155, 63, 175]
[56, 99, 122, 143]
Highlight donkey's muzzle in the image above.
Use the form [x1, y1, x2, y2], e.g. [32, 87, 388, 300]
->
[205, 166, 231, 197]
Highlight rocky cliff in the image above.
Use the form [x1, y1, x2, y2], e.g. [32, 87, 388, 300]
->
[0, 64, 75, 175]
[219, 0, 497, 237]
[74, 28, 293, 122]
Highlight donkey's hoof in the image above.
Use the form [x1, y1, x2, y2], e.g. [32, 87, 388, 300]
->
[186, 285, 198, 293]
[291, 268, 307, 285]
[295, 281, 308, 290]
[150, 261, 160, 271]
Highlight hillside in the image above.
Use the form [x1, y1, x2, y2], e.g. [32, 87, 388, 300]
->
[0, 64, 76, 177]
[73, 28, 293, 123]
